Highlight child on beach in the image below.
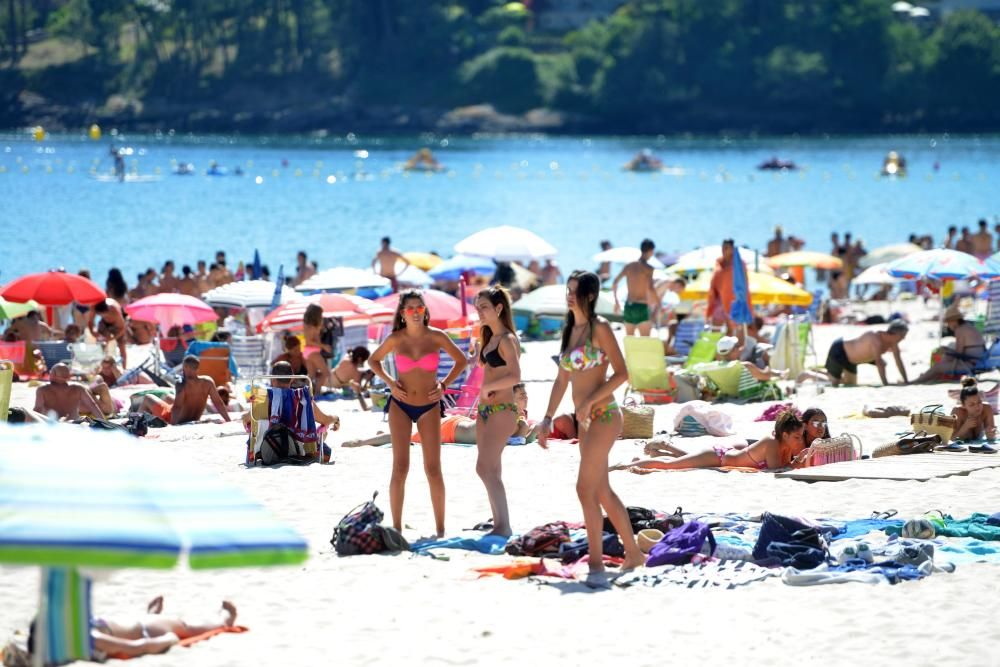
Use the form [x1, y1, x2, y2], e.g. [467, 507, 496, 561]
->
[951, 377, 997, 443]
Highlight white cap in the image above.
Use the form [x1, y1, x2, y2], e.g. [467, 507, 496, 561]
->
[716, 336, 739, 356]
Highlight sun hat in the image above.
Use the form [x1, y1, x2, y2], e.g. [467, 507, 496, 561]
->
[637, 528, 665, 554]
[716, 336, 739, 356]
[943, 303, 963, 321]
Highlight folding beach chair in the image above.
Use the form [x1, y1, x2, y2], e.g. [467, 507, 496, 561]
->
[0, 340, 26, 369]
[683, 331, 723, 369]
[196, 345, 232, 386]
[437, 326, 473, 390]
[693, 361, 781, 402]
[231, 334, 268, 379]
[623, 336, 675, 404]
[246, 374, 328, 465]
[159, 336, 188, 368]
[984, 281, 1000, 337]
[69, 342, 106, 376]
[0, 360, 12, 421]
[770, 315, 814, 376]
[337, 323, 369, 366]
[673, 318, 706, 357]
[444, 365, 485, 417]
[33, 341, 72, 371]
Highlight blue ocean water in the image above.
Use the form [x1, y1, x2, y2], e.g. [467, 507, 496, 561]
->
[1, 132, 997, 285]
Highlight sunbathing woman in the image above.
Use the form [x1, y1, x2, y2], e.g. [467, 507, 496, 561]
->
[472, 286, 522, 536]
[30, 596, 237, 660]
[951, 377, 997, 442]
[369, 290, 467, 536]
[801, 407, 830, 445]
[331, 346, 374, 409]
[614, 410, 806, 472]
[539, 270, 645, 582]
[302, 303, 333, 392]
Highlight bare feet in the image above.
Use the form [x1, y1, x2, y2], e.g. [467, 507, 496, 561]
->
[487, 528, 512, 538]
[621, 553, 646, 571]
[220, 601, 237, 627]
[147, 596, 164, 614]
[627, 465, 655, 475]
[609, 456, 641, 472]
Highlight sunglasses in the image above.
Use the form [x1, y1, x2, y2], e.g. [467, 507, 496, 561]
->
[404, 306, 426, 315]
[809, 420, 827, 429]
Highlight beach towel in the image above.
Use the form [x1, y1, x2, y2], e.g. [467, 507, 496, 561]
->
[412, 535, 509, 555]
[37, 567, 92, 664]
[104, 626, 249, 660]
[614, 559, 779, 589]
[887, 513, 1000, 542]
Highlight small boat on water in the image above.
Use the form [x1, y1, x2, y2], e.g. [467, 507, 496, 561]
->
[757, 157, 798, 171]
[403, 148, 445, 173]
[174, 162, 195, 176]
[881, 151, 907, 177]
[623, 149, 685, 175]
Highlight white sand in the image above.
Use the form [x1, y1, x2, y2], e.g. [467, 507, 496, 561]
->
[4, 311, 1000, 667]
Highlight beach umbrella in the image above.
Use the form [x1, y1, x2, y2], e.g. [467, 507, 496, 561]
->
[270, 265, 285, 312]
[296, 267, 390, 293]
[853, 263, 902, 286]
[0, 271, 105, 307]
[681, 271, 812, 306]
[427, 254, 496, 282]
[125, 293, 217, 331]
[375, 289, 476, 328]
[511, 285, 619, 320]
[403, 252, 443, 271]
[885, 249, 1000, 281]
[859, 242, 922, 269]
[767, 251, 843, 270]
[259, 292, 391, 331]
[0, 296, 40, 320]
[454, 225, 558, 262]
[383, 264, 433, 287]
[251, 249, 262, 280]
[592, 247, 665, 269]
[0, 425, 308, 665]
[667, 246, 771, 274]
[729, 247, 753, 325]
[203, 280, 301, 309]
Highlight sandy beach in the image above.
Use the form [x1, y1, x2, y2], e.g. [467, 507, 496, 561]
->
[4, 311, 1000, 667]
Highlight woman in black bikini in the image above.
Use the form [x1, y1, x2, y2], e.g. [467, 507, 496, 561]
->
[369, 290, 467, 536]
[473, 286, 521, 537]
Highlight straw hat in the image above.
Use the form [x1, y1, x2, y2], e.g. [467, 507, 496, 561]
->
[943, 303, 963, 322]
[637, 528, 664, 554]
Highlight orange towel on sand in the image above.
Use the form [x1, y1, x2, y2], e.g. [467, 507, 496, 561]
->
[108, 626, 248, 660]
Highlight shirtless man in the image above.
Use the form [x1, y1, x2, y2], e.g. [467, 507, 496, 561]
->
[612, 238, 658, 336]
[766, 226, 789, 257]
[139, 355, 231, 424]
[371, 236, 410, 291]
[33, 363, 105, 420]
[596, 240, 613, 283]
[159, 260, 180, 293]
[540, 259, 562, 286]
[294, 251, 316, 286]
[972, 219, 993, 259]
[195, 260, 211, 294]
[178, 265, 199, 296]
[9, 311, 57, 343]
[824, 320, 909, 386]
[89, 298, 128, 367]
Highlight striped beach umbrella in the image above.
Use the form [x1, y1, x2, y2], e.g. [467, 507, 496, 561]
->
[203, 280, 301, 309]
[258, 292, 392, 332]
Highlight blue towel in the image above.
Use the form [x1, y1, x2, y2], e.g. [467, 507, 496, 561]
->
[411, 535, 509, 555]
[829, 518, 904, 541]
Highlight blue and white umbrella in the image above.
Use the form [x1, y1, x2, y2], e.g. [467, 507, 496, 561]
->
[886, 249, 1000, 281]
[428, 254, 496, 282]
[729, 247, 754, 325]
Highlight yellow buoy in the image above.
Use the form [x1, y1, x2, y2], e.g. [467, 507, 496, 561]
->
[32, 126, 45, 141]
[88, 124, 101, 140]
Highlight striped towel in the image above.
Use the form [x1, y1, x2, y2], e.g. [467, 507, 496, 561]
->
[39, 567, 93, 663]
[676, 415, 708, 437]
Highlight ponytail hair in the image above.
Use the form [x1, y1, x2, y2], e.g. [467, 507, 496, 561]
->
[561, 270, 601, 354]
[959, 376, 980, 403]
[774, 409, 804, 441]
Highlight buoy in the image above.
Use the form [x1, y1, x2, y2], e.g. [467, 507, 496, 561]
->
[32, 126, 45, 141]
[88, 124, 101, 140]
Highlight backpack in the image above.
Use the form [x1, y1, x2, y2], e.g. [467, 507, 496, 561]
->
[505, 521, 571, 557]
[752, 512, 825, 562]
[558, 532, 625, 564]
[645, 521, 716, 567]
[332, 492, 386, 556]
[259, 424, 308, 466]
[603, 506, 684, 535]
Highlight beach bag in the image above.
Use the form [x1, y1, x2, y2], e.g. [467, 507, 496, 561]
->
[621, 399, 654, 439]
[910, 405, 957, 442]
[259, 423, 309, 465]
[505, 521, 571, 557]
[332, 492, 386, 556]
[872, 431, 940, 458]
[752, 513, 824, 561]
[558, 532, 625, 563]
[603, 506, 684, 535]
[673, 371, 702, 403]
[797, 433, 862, 467]
[645, 521, 715, 567]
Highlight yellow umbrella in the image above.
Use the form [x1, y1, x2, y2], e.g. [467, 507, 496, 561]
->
[681, 271, 813, 306]
[403, 252, 444, 271]
[767, 251, 842, 270]
[0, 297, 40, 320]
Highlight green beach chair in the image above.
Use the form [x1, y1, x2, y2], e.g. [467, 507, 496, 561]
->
[683, 331, 723, 369]
[624, 336, 674, 403]
[693, 361, 782, 402]
[0, 360, 12, 421]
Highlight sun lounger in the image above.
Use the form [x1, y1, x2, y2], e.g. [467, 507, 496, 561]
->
[623, 336, 674, 404]
[231, 335, 268, 378]
[693, 361, 781, 401]
[683, 331, 723, 369]
[673, 318, 706, 357]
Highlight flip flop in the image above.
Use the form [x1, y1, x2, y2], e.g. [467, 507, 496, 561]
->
[464, 520, 494, 532]
[936, 443, 968, 452]
[871, 509, 898, 520]
[968, 444, 998, 454]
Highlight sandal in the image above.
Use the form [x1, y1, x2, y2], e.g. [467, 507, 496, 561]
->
[936, 442, 968, 452]
[968, 443, 998, 454]
[465, 519, 494, 532]
[871, 509, 898, 520]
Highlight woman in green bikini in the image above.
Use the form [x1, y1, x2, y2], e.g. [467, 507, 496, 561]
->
[473, 285, 522, 537]
[539, 270, 645, 584]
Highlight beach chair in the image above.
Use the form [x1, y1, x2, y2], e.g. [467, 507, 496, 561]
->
[0, 340, 26, 369]
[623, 336, 675, 404]
[69, 342, 106, 376]
[984, 281, 1000, 337]
[159, 336, 188, 368]
[975, 340, 1000, 374]
[694, 361, 781, 402]
[246, 374, 328, 465]
[35, 567, 93, 665]
[444, 365, 485, 417]
[231, 334, 268, 378]
[34, 341, 72, 371]
[770, 316, 814, 375]
[673, 318, 706, 357]
[683, 331, 723, 369]
[0, 360, 12, 421]
[196, 345, 232, 386]
[337, 323, 369, 365]
[437, 326, 473, 390]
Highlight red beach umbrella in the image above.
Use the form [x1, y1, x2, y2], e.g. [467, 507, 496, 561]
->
[0, 271, 106, 307]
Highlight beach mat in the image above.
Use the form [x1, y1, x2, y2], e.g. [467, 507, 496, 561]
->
[776, 453, 1000, 482]
[108, 626, 248, 660]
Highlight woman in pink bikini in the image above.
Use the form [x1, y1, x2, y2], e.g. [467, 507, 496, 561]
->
[538, 270, 644, 585]
[302, 303, 332, 392]
[369, 290, 467, 536]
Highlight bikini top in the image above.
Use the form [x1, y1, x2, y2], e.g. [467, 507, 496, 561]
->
[559, 339, 608, 372]
[480, 346, 506, 368]
[396, 352, 438, 374]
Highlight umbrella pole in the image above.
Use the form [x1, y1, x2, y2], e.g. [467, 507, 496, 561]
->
[33, 573, 47, 667]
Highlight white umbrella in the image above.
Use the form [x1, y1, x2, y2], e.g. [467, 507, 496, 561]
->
[593, 247, 665, 269]
[454, 225, 558, 262]
[668, 246, 770, 274]
[384, 262, 433, 287]
[852, 263, 902, 286]
[296, 267, 390, 292]
[859, 242, 923, 269]
[202, 280, 301, 309]
[512, 285, 618, 320]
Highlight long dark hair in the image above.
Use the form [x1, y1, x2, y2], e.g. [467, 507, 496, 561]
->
[106, 268, 127, 299]
[393, 290, 429, 332]
[477, 285, 516, 351]
[561, 270, 600, 354]
[801, 407, 830, 439]
[303, 303, 323, 327]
